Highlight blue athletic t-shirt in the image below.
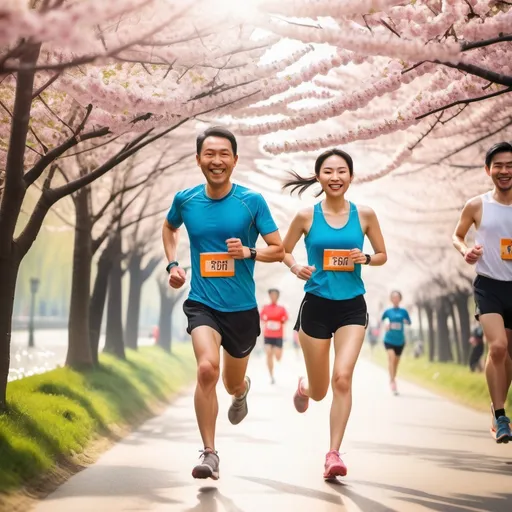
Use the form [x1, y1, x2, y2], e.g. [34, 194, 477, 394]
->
[381, 307, 411, 346]
[166, 183, 278, 312]
[304, 202, 366, 300]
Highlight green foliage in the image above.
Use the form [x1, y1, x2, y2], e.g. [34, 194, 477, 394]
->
[0, 345, 195, 493]
[370, 347, 512, 412]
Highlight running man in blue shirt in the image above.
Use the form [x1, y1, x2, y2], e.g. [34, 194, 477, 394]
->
[381, 291, 411, 395]
[162, 127, 284, 480]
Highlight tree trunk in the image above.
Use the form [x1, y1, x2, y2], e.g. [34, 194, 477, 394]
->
[103, 232, 125, 359]
[425, 304, 435, 362]
[125, 254, 160, 350]
[436, 297, 453, 362]
[417, 303, 425, 342]
[66, 187, 94, 368]
[0, 255, 21, 409]
[455, 291, 471, 364]
[448, 299, 462, 364]
[0, 44, 41, 409]
[125, 253, 143, 350]
[158, 301, 174, 353]
[89, 237, 115, 365]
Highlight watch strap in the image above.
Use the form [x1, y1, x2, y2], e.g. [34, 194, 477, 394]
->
[166, 261, 179, 273]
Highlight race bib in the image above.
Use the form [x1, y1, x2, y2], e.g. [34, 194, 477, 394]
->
[200, 252, 235, 278]
[267, 320, 281, 331]
[501, 238, 512, 261]
[323, 249, 354, 272]
[390, 322, 402, 331]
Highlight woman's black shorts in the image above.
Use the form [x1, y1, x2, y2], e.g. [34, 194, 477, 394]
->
[295, 292, 368, 339]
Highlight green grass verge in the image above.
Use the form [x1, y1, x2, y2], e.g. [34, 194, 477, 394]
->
[0, 345, 195, 494]
[366, 346, 512, 413]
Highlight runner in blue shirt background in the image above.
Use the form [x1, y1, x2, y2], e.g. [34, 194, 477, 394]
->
[381, 290, 411, 395]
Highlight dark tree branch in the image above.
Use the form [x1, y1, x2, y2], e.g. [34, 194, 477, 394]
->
[416, 87, 512, 120]
[23, 124, 110, 187]
[32, 72, 61, 98]
[380, 19, 401, 38]
[461, 34, 512, 52]
[435, 60, 512, 87]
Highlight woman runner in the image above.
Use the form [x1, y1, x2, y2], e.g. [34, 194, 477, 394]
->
[381, 291, 411, 395]
[282, 148, 387, 479]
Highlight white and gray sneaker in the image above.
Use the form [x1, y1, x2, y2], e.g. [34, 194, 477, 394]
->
[192, 448, 219, 480]
[228, 376, 251, 425]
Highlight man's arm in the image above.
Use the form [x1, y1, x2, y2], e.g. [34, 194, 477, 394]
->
[226, 230, 284, 262]
[256, 230, 285, 262]
[452, 198, 482, 264]
[162, 219, 180, 263]
[162, 219, 186, 288]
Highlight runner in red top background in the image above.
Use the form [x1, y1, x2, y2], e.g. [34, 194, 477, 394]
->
[260, 288, 289, 384]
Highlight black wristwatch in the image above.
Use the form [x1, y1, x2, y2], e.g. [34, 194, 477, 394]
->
[249, 248, 257, 260]
[363, 254, 371, 265]
[165, 261, 179, 273]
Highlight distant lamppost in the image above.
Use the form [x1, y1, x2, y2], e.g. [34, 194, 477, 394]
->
[28, 278, 40, 348]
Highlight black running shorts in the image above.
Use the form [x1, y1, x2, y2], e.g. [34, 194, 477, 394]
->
[183, 299, 260, 358]
[473, 275, 512, 329]
[264, 337, 283, 348]
[384, 343, 405, 357]
[295, 292, 368, 339]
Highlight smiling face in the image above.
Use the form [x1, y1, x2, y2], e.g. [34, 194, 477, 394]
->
[196, 136, 238, 189]
[486, 151, 512, 192]
[317, 154, 353, 197]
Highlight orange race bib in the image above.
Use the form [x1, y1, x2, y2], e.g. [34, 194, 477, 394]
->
[200, 253, 235, 278]
[501, 239, 512, 261]
[323, 249, 354, 272]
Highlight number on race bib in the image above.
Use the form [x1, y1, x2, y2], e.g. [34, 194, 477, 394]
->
[390, 322, 402, 330]
[323, 249, 354, 272]
[501, 238, 512, 261]
[200, 253, 235, 278]
[266, 321, 281, 331]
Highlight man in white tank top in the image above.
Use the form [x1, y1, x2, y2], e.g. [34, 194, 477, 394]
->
[452, 142, 512, 444]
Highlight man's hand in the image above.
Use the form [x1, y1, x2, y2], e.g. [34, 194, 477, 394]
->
[226, 238, 250, 260]
[169, 266, 186, 289]
[349, 248, 367, 264]
[464, 244, 483, 265]
[292, 264, 316, 281]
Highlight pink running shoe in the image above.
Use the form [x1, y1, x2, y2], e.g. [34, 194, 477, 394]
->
[323, 450, 347, 479]
[293, 377, 309, 413]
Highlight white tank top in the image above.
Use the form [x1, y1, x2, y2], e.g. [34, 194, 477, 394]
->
[475, 191, 512, 282]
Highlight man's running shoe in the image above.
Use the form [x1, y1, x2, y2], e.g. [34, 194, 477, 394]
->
[390, 381, 398, 396]
[293, 376, 309, 413]
[323, 450, 347, 479]
[228, 376, 251, 425]
[192, 448, 219, 480]
[495, 416, 512, 444]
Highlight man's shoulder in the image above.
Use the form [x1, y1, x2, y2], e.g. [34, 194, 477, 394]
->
[232, 184, 266, 204]
[174, 184, 203, 205]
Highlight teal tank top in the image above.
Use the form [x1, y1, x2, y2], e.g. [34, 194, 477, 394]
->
[304, 202, 366, 301]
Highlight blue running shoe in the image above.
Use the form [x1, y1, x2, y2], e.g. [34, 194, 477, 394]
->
[495, 416, 512, 444]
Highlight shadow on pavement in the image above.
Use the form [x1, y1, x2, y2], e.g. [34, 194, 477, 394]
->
[396, 423, 490, 440]
[352, 441, 512, 477]
[240, 476, 342, 506]
[185, 487, 244, 512]
[351, 480, 512, 512]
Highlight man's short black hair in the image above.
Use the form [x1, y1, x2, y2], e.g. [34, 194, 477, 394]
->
[268, 288, 280, 294]
[196, 126, 237, 156]
[485, 142, 512, 168]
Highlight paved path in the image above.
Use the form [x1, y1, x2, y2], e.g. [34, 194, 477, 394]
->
[34, 352, 512, 512]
